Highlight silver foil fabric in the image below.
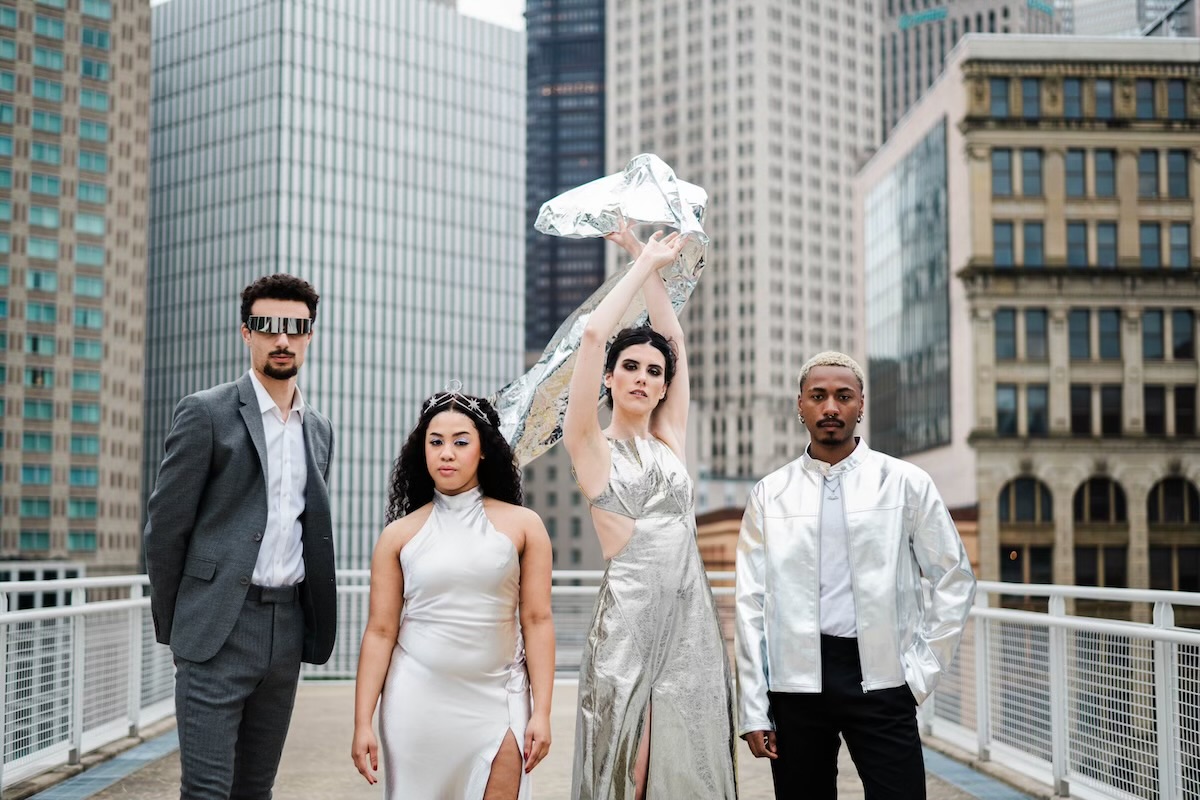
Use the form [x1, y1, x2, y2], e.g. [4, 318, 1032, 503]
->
[571, 436, 737, 799]
[492, 154, 709, 465]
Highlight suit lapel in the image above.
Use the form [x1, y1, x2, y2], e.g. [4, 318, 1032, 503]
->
[237, 374, 269, 480]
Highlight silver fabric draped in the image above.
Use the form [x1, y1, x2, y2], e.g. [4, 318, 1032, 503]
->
[379, 487, 531, 799]
[491, 154, 709, 466]
[572, 437, 738, 800]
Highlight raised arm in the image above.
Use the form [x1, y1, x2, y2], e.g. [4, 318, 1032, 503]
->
[517, 508, 555, 773]
[351, 518, 410, 784]
[562, 230, 686, 498]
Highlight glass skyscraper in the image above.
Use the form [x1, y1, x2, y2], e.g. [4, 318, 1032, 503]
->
[0, 0, 150, 574]
[524, 0, 605, 352]
[146, 0, 525, 573]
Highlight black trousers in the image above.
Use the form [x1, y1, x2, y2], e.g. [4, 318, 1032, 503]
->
[768, 634, 926, 800]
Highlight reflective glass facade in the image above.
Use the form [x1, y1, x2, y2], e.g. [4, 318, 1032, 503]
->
[865, 119, 951, 457]
[524, 0, 605, 351]
[147, 0, 525, 571]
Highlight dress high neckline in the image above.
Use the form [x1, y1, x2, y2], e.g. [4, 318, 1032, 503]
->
[433, 485, 484, 511]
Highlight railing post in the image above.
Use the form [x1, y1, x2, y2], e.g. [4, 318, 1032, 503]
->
[1, 590, 9, 789]
[1153, 601, 1180, 800]
[1048, 595, 1070, 797]
[68, 587, 86, 764]
[128, 582, 145, 737]
[974, 590, 991, 761]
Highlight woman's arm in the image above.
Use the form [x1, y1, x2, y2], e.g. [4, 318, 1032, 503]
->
[517, 509, 555, 773]
[351, 520, 408, 784]
[563, 231, 687, 497]
[641, 245, 689, 455]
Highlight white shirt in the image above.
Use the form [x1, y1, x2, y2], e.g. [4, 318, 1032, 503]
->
[248, 370, 308, 587]
[817, 466, 858, 638]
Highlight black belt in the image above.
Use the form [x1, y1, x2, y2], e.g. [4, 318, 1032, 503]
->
[246, 583, 299, 603]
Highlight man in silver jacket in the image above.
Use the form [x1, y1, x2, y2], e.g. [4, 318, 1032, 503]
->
[735, 351, 975, 798]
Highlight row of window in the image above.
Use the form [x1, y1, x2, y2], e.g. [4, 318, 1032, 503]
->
[19, 303, 104, 327]
[2, 233, 108, 262]
[1002, 544, 1198, 592]
[998, 475, 1198, 525]
[989, 76, 1189, 121]
[994, 220, 1191, 269]
[14, 530, 96, 551]
[0, 9, 111, 49]
[0, 40, 109, 80]
[6, 367, 100, 389]
[995, 383, 1196, 437]
[20, 333, 102, 359]
[0, 142, 108, 171]
[19, 432, 100, 454]
[0, 84, 108, 111]
[2, 203, 107, 231]
[0, 110, 108, 141]
[992, 148, 1189, 200]
[995, 307, 1195, 362]
[7, 0, 112, 20]
[16, 400, 101, 422]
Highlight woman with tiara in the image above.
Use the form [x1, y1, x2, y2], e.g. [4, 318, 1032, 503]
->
[351, 387, 555, 799]
[564, 224, 738, 799]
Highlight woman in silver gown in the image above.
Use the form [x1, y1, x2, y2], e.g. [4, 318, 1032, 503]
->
[352, 391, 555, 799]
[563, 226, 738, 799]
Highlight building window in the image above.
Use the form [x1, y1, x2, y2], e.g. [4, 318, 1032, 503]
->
[1075, 547, 1127, 588]
[29, 206, 60, 228]
[1065, 149, 1085, 197]
[990, 77, 1009, 117]
[1167, 150, 1189, 199]
[78, 150, 107, 172]
[1023, 222, 1044, 267]
[1166, 80, 1186, 120]
[1150, 546, 1200, 592]
[1144, 386, 1166, 435]
[81, 27, 110, 50]
[73, 339, 102, 360]
[1096, 222, 1117, 268]
[32, 46, 63, 71]
[76, 244, 105, 266]
[75, 276, 104, 298]
[1021, 149, 1042, 196]
[23, 433, 53, 453]
[1176, 387, 1197, 437]
[991, 149, 1012, 196]
[73, 371, 101, 391]
[994, 222, 1014, 267]
[31, 142, 61, 165]
[28, 237, 59, 260]
[79, 120, 107, 142]
[78, 182, 107, 204]
[27, 301, 56, 324]
[1094, 79, 1113, 119]
[1100, 385, 1121, 435]
[0, 38, 16, 60]
[1138, 150, 1159, 198]
[0, 7, 14, 27]
[1148, 478, 1200, 525]
[80, 58, 110, 82]
[1074, 477, 1127, 524]
[1025, 309, 1047, 360]
[71, 403, 101, 424]
[1069, 310, 1090, 360]
[1027, 384, 1048, 436]
[1094, 150, 1115, 197]
[68, 532, 97, 551]
[82, 0, 112, 20]
[25, 367, 53, 387]
[1075, 383, 1094, 434]
[1021, 78, 1040, 119]
[24, 399, 54, 420]
[32, 78, 63, 101]
[1175, 309, 1196, 359]
[34, 15, 65, 39]
[996, 384, 1017, 436]
[80, 88, 108, 111]
[27, 269, 57, 291]
[71, 435, 100, 455]
[1001, 545, 1054, 585]
[1063, 77, 1082, 119]
[20, 531, 51, 551]
[1099, 309, 1121, 359]
[74, 308, 103, 329]
[998, 478, 1053, 523]
[1140, 223, 1161, 268]
[75, 213, 105, 236]
[31, 173, 60, 196]
[1143, 309, 1164, 359]
[995, 309, 1016, 360]
[21, 465, 53, 485]
[1067, 221, 1088, 267]
[1135, 79, 1155, 119]
[1169, 224, 1190, 269]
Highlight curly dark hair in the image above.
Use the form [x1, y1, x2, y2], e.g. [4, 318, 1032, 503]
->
[240, 274, 320, 325]
[603, 325, 677, 408]
[385, 393, 523, 522]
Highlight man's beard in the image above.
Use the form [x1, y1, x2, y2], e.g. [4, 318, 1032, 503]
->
[262, 355, 298, 380]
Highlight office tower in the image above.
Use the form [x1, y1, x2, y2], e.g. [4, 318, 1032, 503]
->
[525, 0, 606, 353]
[880, 0, 1060, 139]
[147, 0, 525, 572]
[0, 0, 151, 573]
[858, 36, 1199, 593]
[607, 0, 877, 481]
[1142, 0, 1198, 35]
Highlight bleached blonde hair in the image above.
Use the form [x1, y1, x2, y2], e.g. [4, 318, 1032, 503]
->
[796, 351, 865, 393]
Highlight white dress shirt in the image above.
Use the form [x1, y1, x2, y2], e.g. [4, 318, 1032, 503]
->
[248, 370, 308, 587]
[817, 468, 858, 638]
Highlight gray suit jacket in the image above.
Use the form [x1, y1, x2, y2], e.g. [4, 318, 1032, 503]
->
[144, 373, 337, 665]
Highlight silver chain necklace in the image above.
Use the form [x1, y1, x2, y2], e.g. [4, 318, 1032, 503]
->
[823, 474, 840, 501]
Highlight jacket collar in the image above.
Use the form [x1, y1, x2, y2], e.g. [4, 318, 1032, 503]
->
[801, 437, 870, 477]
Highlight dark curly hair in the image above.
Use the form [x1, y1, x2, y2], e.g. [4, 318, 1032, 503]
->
[385, 393, 523, 522]
[603, 325, 677, 408]
[241, 274, 320, 325]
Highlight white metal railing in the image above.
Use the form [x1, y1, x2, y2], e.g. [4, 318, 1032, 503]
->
[2, 573, 1197, 797]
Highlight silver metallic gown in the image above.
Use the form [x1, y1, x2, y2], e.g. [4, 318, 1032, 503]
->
[572, 436, 738, 799]
[379, 487, 531, 799]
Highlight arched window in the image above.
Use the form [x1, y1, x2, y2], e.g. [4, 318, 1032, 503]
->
[1147, 478, 1200, 524]
[998, 477, 1053, 523]
[1073, 477, 1127, 524]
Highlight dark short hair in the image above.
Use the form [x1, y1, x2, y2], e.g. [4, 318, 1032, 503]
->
[603, 325, 677, 408]
[241, 274, 320, 325]
[385, 394, 523, 522]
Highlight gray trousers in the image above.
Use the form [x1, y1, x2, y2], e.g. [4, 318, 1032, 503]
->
[175, 588, 305, 800]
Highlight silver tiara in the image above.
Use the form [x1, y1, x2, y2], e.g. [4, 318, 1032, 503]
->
[423, 380, 490, 424]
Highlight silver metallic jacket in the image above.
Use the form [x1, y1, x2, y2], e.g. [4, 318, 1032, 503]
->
[734, 440, 976, 736]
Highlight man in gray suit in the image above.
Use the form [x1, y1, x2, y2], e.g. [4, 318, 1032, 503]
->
[145, 273, 336, 800]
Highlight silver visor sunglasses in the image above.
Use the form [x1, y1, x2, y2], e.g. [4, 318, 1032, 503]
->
[246, 316, 312, 335]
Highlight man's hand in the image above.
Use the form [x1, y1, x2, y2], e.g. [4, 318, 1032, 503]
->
[743, 729, 778, 759]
